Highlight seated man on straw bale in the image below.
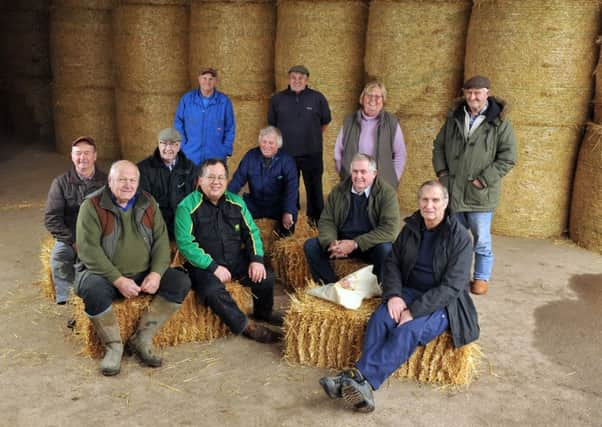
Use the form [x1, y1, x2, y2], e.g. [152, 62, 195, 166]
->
[303, 153, 401, 285]
[75, 160, 191, 376]
[137, 127, 199, 240]
[433, 75, 517, 296]
[175, 158, 283, 344]
[227, 126, 299, 236]
[44, 136, 107, 304]
[319, 180, 479, 413]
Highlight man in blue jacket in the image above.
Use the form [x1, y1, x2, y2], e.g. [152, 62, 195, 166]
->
[228, 126, 298, 236]
[174, 68, 235, 166]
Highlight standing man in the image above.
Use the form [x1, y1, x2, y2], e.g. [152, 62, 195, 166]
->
[433, 75, 517, 295]
[75, 161, 191, 376]
[175, 159, 283, 344]
[268, 65, 331, 227]
[44, 136, 107, 304]
[138, 127, 199, 239]
[303, 154, 401, 285]
[174, 68, 235, 166]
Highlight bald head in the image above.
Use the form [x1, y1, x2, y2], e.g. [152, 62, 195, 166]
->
[108, 160, 140, 206]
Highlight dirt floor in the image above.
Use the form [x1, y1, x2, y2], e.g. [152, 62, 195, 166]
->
[0, 141, 601, 427]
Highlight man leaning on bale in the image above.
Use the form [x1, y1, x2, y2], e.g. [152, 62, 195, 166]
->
[75, 160, 191, 376]
[319, 180, 479, 412]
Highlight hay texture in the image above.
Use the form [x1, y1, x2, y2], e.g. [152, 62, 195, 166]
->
[113, 4, 189, 93]
[465, 0, 600, 238]
[52, 0, 115, 9]
[189, 0, 275, 96]
[284, 291, 481, 385]
[254, 218, 279, 255]
[229, 95, 270, 172]
[8, 77, 53, 140]
[72, 283, 253, 358]
[50, 6, 113, 88]
[570, 123, 602, 253]
[39, 235, 55, 301]
[116, 90, 180, 162]
[53, 87, 119, 159]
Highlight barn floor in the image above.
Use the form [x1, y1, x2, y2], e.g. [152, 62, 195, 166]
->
[0, 141, 600, 427]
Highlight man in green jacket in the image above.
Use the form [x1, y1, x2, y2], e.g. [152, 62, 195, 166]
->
[75, 160, 191, 376]
[304, 153, 401, 285]
[432, 75, 517, 295]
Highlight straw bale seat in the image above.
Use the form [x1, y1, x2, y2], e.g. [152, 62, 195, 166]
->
[39, 235, 56, 300]
[72, 283, 253, 358]
[283, 291, 481, 386]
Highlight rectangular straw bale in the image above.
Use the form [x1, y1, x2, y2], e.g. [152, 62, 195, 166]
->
[39, 235, 55, 301]
[284, 291, 481, 385]
[254, 218, 279, 255]
[72, 283, 252, 358]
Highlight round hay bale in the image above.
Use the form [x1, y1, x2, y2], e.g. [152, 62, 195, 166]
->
[364, 0, 471, 117]
[52, 0, 115, 9]
[116, 89, 180, 162]
[120, 0, 188, 5]
[229, 95, 270, 170]
[189, 0, 275, 96]
[0, 8, 50, 78]
[53, 86, 119, 159]
[492, 125, 583, 238]
[465, 0, 599, 127]
[570, 123, 602, 253]
[50, 6, 113, 88]
[396, 114, 443, 212]
[274, 0, 367, 102]
[113, 4, 189, 93]
[1, 1, 49, 11]
[594, 47, 602, 123]
[9, 77, 53, 140]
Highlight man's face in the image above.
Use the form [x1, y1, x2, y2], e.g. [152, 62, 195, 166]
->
[351, 159, 377, 193]
[259, 132, 279, 158]
[71, 142, 97, 176]
[361, 87, 384, 117]
[419, 185, 448, 227]
[198, 163, 227, 203]
[288, 72, 308, 93]
[464, 87, 489, 114]
[198, 73, 216, 96]
[158, 139, 180, 163]
[108, 163, 140, 205]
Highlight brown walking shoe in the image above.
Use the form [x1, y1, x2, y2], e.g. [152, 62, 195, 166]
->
[242, 320, 282, 344]
[471, 279, 488, 295]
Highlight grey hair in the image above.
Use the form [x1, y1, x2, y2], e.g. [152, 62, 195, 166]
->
[417, 180, 449, 201]
[257, 126, 283, 148]
[350, 153, 377, 172]
[108, 160, 139, 180]
[359, 81, 387, 104]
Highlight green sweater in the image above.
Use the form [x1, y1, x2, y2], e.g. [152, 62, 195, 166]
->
[76, 186, 170, 283]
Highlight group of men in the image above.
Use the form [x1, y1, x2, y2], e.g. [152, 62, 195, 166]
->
[44, 70, 516, 413]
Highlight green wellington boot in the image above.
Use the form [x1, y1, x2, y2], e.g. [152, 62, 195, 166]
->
[90, 307, 123, 376]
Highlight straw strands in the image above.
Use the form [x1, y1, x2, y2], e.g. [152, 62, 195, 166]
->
[284, 290, 481, 385]
[52, 0, 115, 9]
[39, 235, 55, 301]
[570, 123, 602, 253]
[229, 95, 271, 172]
[72, 284, 253, 358]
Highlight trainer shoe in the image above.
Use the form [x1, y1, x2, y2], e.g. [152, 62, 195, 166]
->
[319, 370, 348, 399]
[341, 368, 375, 413]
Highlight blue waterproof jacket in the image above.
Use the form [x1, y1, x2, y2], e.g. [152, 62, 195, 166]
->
[227, 147, 298, 220]
[174, 89, 235, 165]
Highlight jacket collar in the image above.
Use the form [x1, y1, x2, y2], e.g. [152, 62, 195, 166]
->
[453, 96, 507, 124]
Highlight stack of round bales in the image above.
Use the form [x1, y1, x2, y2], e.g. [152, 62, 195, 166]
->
[465, 0, 600, 238]
[113, 1, 189, 161]
[50, 1, 118, 159]
[0, 1, 53, 141]
[364, 0, 471, 212]
[189, 0, 276, 170]
[274, 0, 368, 194]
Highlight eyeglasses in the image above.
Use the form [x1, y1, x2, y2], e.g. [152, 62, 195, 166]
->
[204, 175, 227, 182]
[365, 94, 383, 100]
[159, 141, 180, 147]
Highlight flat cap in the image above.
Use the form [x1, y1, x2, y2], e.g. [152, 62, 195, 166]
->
[463, 75, 490, 90]
[288, 65, 310, 76]
[157, 127, 182, 142]
[71, 136, 96, 148]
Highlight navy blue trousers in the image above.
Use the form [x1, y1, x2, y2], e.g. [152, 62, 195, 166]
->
[355, 287, 449, 389]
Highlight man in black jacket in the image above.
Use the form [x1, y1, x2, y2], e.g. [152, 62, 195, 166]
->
[44, 136, 107, 304]
[138, 128, 199, 239]
[319, 180, 479, 413]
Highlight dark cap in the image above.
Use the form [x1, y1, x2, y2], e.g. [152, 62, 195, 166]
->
[288, 65, 310, 76]
[71, 136, 96, 148]
[199, 67, 217, 77]
[463, 75, 490, 90]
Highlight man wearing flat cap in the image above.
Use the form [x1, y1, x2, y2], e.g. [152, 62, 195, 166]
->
[44, 136, 107, 304]
[138, 127, 199, 239]
[268, 65, 332, 227]
[432, 75, 517, 295]
[174, 68, 235, 166]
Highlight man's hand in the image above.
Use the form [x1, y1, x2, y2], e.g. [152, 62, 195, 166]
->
[471, 178, 484, 189]
[399, 308, 414, 326]
[328, 240, 356, 259]
[248, 262, 267, 283]
[72, 243, 78, 253]
[114, 276, 141, 299]
[387, 296, 408, 324]
[214, 265, 232, 283]
[282, 212, 294, 230]
[140, 272, 161, 294]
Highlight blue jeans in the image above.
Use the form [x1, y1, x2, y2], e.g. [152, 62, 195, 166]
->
[50, 240, 76, 303]
[355, 288, 449, 389]
[455, 211, 494, 281]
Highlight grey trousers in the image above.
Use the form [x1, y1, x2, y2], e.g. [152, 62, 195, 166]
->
[50, 240, 76, 304]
